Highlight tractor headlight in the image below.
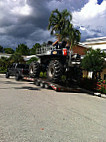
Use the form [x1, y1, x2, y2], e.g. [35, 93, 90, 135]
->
[52, 51, 57, 55]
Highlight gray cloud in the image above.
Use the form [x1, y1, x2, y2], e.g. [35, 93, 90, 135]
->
[47, 0, 89, 11]
[0, 0, 105, 49]
[73, 0, 106, 41]
[0, 0, 52, 48]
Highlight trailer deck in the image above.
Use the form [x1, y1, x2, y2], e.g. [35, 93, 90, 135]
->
[23, 77, 83, 93]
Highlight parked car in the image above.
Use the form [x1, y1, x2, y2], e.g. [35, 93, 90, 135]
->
[6, 63, 29, 81]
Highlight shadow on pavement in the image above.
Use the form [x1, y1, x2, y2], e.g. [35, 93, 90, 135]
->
[14, 86, 40, 91]
[4, 81, 24, 84]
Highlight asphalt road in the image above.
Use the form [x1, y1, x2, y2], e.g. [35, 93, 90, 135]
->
[0, 74, 106, 142]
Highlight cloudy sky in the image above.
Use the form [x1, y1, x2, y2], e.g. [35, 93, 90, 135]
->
[0, 0, 106, 49]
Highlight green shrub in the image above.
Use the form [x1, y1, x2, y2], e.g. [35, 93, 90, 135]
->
[39, 72, 47, 78]
[0, 67, 7, 74]
[26, 57, 38, 65]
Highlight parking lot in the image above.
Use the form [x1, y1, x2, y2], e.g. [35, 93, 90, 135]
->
[0, 74, 106, 142]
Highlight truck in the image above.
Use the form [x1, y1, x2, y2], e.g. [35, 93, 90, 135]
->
[6, 63, 29, 81]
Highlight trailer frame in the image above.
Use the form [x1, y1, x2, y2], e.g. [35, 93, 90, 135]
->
[23, 76, 82, 92]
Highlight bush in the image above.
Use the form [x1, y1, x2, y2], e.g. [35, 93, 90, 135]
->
[80, 78, 97, 91]
[26, 57, 38, 65]
[39, 72, 47, 78]
[0, 67, 7, 74]
[96, 80, 106, 94]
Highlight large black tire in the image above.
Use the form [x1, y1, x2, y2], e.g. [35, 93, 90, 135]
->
[6, 72, 10, 78]
[47, 60, 63, 82]
[29, 61, 40, 78]
[15, 73, 21, 81]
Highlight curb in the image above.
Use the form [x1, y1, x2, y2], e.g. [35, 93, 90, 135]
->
[94, 93, 106, 98]
[80, 88, 106, 98]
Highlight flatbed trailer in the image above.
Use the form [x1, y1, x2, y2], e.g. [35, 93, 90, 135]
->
[23, 77, 83, 93]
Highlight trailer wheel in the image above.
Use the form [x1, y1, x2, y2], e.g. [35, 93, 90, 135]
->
[47, 60, 63, 82]
[40, 82, 44, 88]
[29, 61, 40, 78]
[44, 83, 49, 89]
[34, 80, 40, 86]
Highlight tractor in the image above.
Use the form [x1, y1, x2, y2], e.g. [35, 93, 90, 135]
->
[29, 41, 82, 85]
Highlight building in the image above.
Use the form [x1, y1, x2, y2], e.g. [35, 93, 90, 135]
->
[82, 36, 106, 52]
[72, 44, 88, 55]
[0, 53, 11, 59]
[0, 53, 37, 61]
[81, 37, 106, 80]
[23, 55, 38, 61]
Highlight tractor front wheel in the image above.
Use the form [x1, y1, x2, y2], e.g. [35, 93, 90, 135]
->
[47, 60, 63, 83]
[29, 61, 40, 78]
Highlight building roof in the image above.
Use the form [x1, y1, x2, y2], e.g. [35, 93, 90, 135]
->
[86, 36, 106, 42]
[80, 37, 106, 51]
[82, 36, 106, 45]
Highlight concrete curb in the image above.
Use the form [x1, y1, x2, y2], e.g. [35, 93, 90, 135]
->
[80, 88, 106, 98]
[94, 93, 106, 98]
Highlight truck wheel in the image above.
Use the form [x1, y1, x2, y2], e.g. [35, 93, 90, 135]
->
[29, 61, 40, 78]
[47, 60, 63, 82]
[15, 73, 20, 81]
[6, 72, 10, 78]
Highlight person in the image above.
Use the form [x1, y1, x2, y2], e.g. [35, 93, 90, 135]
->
[52, 40, 67, 49]
[52, 40, 59, 49]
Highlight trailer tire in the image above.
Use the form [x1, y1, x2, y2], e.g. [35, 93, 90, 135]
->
[44, 83, 49, 89]
[47, 60, 63, 83]
[40, 82, 44, 88]
[29, 61, 40, 78]
[34, 80, 40, 86]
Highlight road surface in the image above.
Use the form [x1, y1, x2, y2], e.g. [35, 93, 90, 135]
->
[0, 74, 106, 142]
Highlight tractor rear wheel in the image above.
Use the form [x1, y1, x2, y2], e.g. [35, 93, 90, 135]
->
[47, 60, 63, 82]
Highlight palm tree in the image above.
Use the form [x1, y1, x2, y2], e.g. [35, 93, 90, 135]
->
[48, 9, 80, 48]
[48, 9, 72, 40]
[66, 24, 81, 50]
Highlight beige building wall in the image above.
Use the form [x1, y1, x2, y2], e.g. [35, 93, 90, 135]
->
[82, 69, 106, 80]
[101, 68, 106, 80]
[83, 71, 88, 78]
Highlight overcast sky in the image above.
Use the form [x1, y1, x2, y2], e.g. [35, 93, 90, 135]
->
[0, 0, 106, 49]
